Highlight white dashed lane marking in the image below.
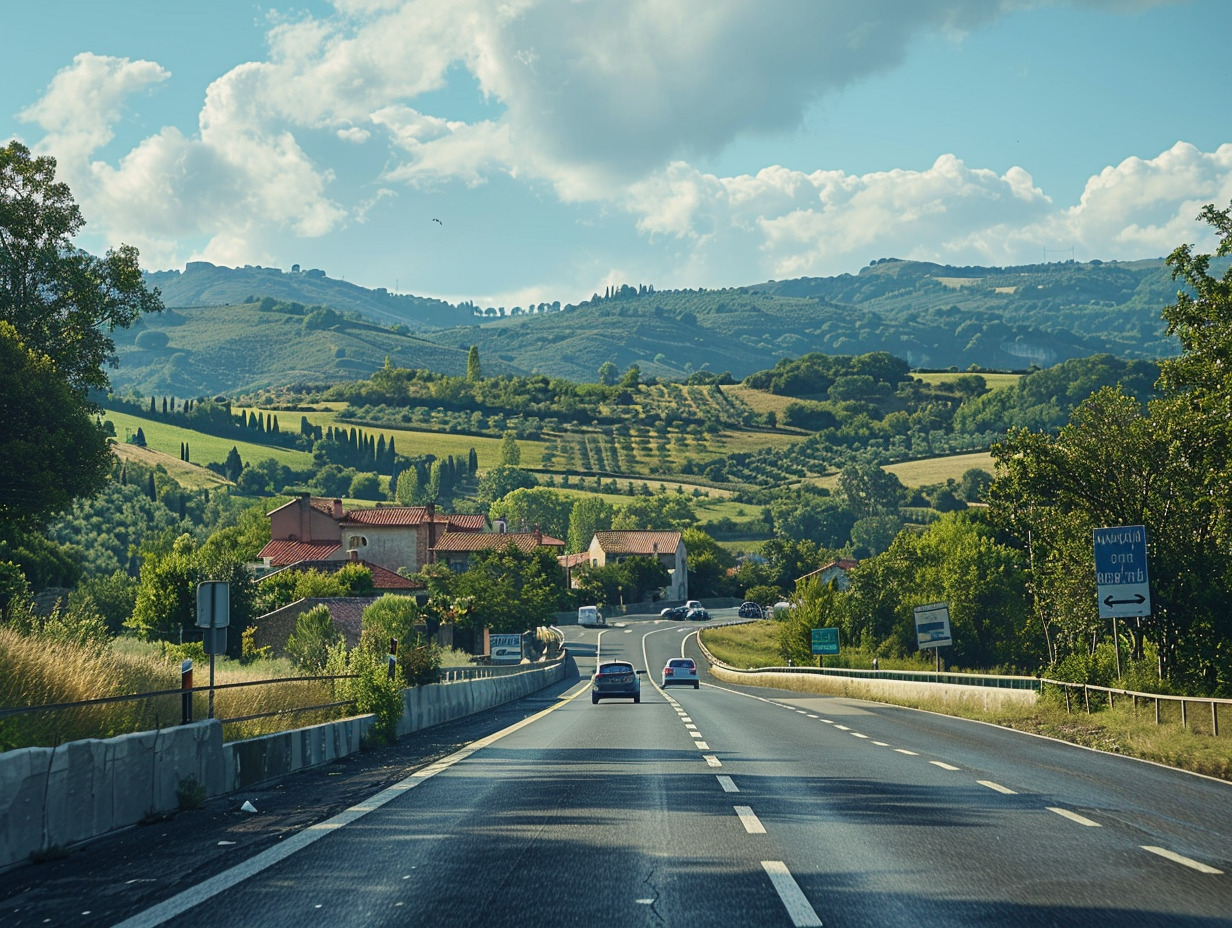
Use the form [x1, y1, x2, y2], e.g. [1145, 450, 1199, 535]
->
[735, 806, 767, 834]
[930, 761, 961, 771]
[1141, 846, 1223, 874]
[895, 749, 919, 756]
[979, 780, 1017, 795]
[1048, 807, 1101, 827]
[703, 755, 722, 767]
[762, 861, 823, 927]
[717, 775, 739, 793]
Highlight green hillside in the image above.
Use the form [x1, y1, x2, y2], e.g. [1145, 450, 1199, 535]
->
[133, 257, 1193, 391]
[108, 302, 498, 397]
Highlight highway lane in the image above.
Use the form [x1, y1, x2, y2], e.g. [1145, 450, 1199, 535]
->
[112, 608, 1232, 927]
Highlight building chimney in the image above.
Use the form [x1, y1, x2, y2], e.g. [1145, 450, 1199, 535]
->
[535, 526, 543, 545]
[333, 498, 343, 519]
[349, 548, 359, 562]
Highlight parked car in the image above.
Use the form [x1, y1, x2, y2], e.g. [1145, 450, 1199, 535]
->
[738, 601, 763, 618]
[660, 605, 688, 620]
[661, 657, 700, 688]
[591, 661, 643, 703]
[686, 606, 710, 621]
[578, 605, 605, 627]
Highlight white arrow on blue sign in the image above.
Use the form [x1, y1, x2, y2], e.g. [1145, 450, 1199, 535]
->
[1093, 525, 1151, 619]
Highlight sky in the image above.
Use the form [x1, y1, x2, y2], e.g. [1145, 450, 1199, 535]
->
[3, 0, 1231, 308]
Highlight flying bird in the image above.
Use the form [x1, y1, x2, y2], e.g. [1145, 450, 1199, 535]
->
[432, 218, 443, 225]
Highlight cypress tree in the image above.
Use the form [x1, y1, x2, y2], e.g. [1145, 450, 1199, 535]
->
[468, 447, 478, 474]
[147, 472, 157, 501]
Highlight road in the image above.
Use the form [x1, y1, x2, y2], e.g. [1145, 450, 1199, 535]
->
[6, 606, 1232, 927]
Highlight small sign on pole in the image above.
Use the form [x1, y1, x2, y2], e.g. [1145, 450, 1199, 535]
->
[811, 628, 840, 655]
[914, 602, 952, 649]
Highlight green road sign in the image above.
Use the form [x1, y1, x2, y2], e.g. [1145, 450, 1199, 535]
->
[811, 627, 839, 655]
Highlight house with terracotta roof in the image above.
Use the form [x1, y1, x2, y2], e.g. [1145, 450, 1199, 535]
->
[259, 494, 486, 576]
[796, 558, 859, 591]
[586, 531, 687, 601]
[432, 529, 566, 572]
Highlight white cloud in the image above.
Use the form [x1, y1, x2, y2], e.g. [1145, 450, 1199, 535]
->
[20, 53, 168, 163]
[13, 0, 1213, 288]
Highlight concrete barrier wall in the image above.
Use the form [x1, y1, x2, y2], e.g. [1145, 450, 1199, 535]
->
[0, 659, 568, 871]
[0, 721, 226, 872]
[707, 665, 1037, 712]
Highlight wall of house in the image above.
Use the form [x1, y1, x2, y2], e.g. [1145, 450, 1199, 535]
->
[355, 525, 420, 574]
[270, 496, 340, 543]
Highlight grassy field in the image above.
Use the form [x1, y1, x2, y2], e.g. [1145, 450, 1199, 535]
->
[884, 451, 996, 485]
[244, 406, 541, 472]
[103, 408, 313, 469]
[110, 442, 233, 490]
[913, 371, 1021, 390]
[699, 622, 1232, 782]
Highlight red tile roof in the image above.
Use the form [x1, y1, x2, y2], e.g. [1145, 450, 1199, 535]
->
[343, 506, 432, 526]
[433, 531, 565, 553]
[558, 552, 590, 569]
[259, 539, 342, 566]
[263, 558, 421, 590]
[591, 531, 682, 556]
[445, 514, 487, 531]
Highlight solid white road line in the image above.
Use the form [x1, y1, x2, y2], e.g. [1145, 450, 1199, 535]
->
[717, 775, 739, 793]
[930, 761, 961, 771]
[979, 780, 1018, 795]
[112, 684, 584, 928]
[1140, 846, 1224, 874]
[762, 861, 823, 927]
[1047, 807, 1101, 827]
[735, 805, 767, 834]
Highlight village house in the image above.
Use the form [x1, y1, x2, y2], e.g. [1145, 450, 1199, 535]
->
[584, 531, 688, 601]
[797, 558, 859, 591]
[258, 494, 486, 576]
[431, 529, 566, 572]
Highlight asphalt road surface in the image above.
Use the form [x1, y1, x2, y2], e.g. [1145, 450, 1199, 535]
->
[4, 606, 1231, 927]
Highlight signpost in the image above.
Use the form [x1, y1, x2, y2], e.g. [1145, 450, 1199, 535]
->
[489, 633, 523, 664]
[1093, 525, 1151, 680]
[196, 582, 230, 719]
[914, 602, 952, 672]
[811, 627, 839, 666]
[1093, 525, 1151, 618]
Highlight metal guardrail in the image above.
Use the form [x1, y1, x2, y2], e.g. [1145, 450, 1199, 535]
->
[1039, 677, 1229, 736]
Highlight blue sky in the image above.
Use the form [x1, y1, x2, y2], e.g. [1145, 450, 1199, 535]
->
[3, 0, 1230, 308]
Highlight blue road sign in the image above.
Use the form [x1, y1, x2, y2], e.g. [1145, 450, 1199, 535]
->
[1093, 525, 1151, 618]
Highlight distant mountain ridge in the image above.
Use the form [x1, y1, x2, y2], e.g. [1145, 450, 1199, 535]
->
[126, 256, 1185, 396]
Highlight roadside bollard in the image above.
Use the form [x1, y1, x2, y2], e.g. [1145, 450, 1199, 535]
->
[181, 659, 193, 724]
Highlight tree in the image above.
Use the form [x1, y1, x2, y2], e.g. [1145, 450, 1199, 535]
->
[0, 141, 162, 394]
[284, 604, 342, 673]
[489, 487, 573, 540]
[477, 465, 538, 504]
[597, 361, 618, 386]
[499, 430, 522, 466]
[612, 493, 695, 531]
[467, 345, 482, 381]
[567, 495, 613, 553]
[0, 323, 112, 528]
[680, 527, 736, 598]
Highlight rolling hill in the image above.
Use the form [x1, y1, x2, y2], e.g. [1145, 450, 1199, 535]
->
[126, 256, 1190, 395]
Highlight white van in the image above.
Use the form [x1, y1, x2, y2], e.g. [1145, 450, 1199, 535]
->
[578, 605, 605, 627]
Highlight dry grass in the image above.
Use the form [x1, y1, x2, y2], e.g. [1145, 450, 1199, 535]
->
[110, 442, 232, 490]
[913, 371, 1022, 390]
[1, 632, 355, 749]
[702, 621, 782, 669]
